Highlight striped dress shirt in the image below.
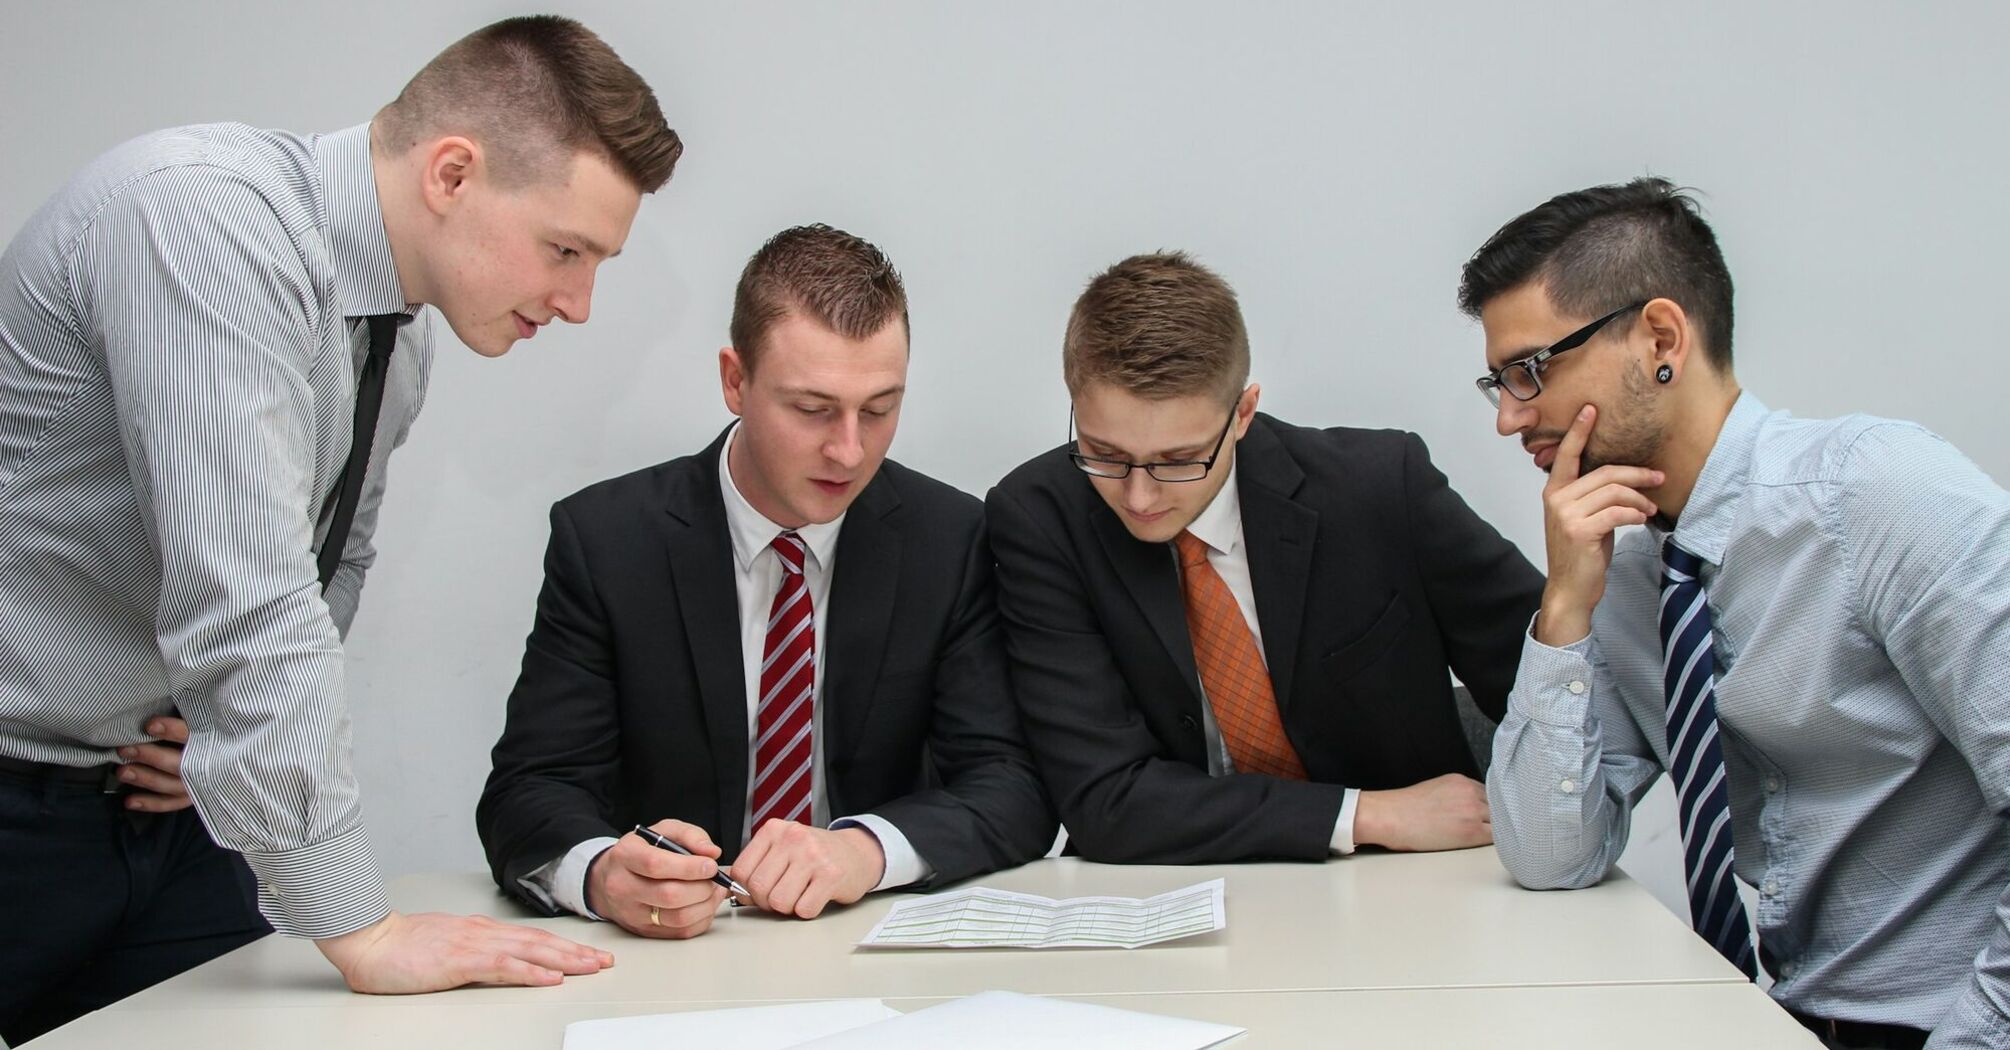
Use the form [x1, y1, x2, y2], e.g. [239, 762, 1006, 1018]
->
[1489, 392, 2010, 1046]
[0, 122, 433, 938]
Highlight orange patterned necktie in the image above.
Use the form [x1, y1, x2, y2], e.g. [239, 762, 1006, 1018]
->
[1173, 530, 1307, 780]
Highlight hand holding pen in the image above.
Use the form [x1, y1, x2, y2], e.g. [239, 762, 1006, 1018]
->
[582, 819, 744, 939]
[633, 823, 753, 902]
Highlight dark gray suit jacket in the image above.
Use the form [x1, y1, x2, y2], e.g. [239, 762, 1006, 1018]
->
[479, 428, 1056, 909]
[986, 413, 1542, 863]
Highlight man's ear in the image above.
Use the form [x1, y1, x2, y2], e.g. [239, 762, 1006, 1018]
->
[1640, 297, 1694, 384]
[417, 136, 482, 217]
[720, 346, 749, 416]
[1233, 382, 1261, 438]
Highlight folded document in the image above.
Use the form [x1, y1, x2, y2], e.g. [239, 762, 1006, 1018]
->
[857, 878, 1226, 949]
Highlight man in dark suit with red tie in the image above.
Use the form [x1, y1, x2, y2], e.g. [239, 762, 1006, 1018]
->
[478, 225, 1055, 938]
[986, 252, 1543, 864]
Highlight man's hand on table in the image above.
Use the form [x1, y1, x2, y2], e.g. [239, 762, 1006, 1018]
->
[317, 911, 616, 993]
[730, 820, 886, 919]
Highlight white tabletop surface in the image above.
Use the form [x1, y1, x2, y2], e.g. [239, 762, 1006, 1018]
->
[35, 984, 1819, 1048]
[105, 850, 1745, 1018]
[21, 849, 1820, 1048]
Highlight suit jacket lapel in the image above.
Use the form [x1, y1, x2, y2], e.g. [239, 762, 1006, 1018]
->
[1236, 417, 1317, 717]
[823, 473, 901, 791]
[661, 427, 752, 838]
[1091, 503, 1205, 713]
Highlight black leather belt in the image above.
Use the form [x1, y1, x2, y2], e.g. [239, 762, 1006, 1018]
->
[1789, 1010, 1929, 1050]
[0, 752, 125, 792]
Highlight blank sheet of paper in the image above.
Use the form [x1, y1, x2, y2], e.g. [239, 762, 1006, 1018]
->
[561, 999, 901, 1050]
[788, 990, 1245, 1049]
[857, 878, 1226, 949]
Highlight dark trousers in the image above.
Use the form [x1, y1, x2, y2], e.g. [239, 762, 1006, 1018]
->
[0, 766, 270, 1045]
[1792, 1013, 1931, 1050]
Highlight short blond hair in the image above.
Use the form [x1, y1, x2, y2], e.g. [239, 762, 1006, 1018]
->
[1063, 252, 1249, 404]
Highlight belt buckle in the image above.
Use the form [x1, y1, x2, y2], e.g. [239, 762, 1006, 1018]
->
[101, 764, 125, 795]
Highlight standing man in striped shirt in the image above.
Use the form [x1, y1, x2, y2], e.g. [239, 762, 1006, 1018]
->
[1465, 178, 2010, 1049]
[0, 16, 682, 1042]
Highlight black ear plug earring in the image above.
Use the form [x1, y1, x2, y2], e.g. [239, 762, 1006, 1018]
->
[1656, 364, 1673, 384]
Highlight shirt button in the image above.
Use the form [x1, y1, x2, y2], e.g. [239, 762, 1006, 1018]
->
[1778, 961, 1798, 978]
[1566, 681, 1586, 695]
[1762, 878, 1780, 897]
[1763, 777, 1781, 793]
[1558, 778, 1577, 794]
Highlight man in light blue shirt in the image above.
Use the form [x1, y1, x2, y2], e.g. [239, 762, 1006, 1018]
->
[1460, 177, 2009, 1049]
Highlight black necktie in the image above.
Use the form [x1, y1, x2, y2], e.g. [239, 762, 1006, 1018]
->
[318, 314, 400, 589]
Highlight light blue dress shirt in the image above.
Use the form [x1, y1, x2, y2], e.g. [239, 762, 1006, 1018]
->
[1489, 392, 2010, 1047]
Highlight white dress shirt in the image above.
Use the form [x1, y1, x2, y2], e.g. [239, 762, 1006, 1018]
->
[524, 426, 929, 918]
[1181, 463, 1359, 854]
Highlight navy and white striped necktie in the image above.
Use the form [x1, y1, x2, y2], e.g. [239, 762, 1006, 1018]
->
[1660, 539, 1759, 979]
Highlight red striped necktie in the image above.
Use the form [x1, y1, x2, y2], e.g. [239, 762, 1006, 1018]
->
[751, 532, 816, 828]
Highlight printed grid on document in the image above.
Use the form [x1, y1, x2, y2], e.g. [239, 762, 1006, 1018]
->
[869, 887, 1218, 947]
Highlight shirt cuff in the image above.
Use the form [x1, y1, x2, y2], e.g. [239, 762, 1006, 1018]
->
[239, 825, 392, 939]
[519, 836, 620, 920]
[1329, 788, 1361, 855]
[832, 813, 932, 891]
[1512, 617, 1600, 728]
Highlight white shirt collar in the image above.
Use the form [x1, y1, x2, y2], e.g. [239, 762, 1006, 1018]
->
[717, 423, 846, 574]
[1181, 459, 1244, 557]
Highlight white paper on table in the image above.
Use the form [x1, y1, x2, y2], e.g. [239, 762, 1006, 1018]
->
[787, 990, 1245, 1049]
[561, 998, 901, 1050]
[857, 877, 1225, 949]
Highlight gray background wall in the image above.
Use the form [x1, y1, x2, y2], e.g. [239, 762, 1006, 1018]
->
[4, 1, 2004, 926]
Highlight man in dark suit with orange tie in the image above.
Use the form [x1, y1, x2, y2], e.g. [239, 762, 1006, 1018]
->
[987, 252, 1543, 864]
[478, 225, 1054, 938]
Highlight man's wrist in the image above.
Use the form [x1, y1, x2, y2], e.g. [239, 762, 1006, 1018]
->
[314, 910, 396, 984]
[1352, 790, 1387, 849]
[581, 843, 619, 918]
[832, 814, 929, 891]
[1533, 595, 1593, 649]
[835, 825, 887, 890]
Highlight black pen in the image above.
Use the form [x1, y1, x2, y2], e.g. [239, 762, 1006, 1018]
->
[632, 824, 752, 900]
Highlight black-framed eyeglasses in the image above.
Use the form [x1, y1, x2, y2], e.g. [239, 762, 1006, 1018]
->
[1068, 407, 1235, 483]
[1475, 301, 1648, 407]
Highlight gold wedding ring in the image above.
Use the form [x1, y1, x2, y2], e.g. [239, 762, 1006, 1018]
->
[649, 906, 662, 926]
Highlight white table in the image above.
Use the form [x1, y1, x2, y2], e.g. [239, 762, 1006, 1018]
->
[37, 985, 1819, 1048]
[33, 849, 1817, 1047]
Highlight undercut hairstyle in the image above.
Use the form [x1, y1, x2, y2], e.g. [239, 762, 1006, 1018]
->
[1457, 177, 1737, 370]
[1063, 252, 1249, 404]
[729, 224, 909, 372]
[375, 15, 682, 192]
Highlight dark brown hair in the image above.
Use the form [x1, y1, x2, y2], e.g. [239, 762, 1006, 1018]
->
[376, 15, 682, 192]
[1063, 252, 1249, 403]
[730, 224, 908, 371]
[1458, 177, 1735, 369]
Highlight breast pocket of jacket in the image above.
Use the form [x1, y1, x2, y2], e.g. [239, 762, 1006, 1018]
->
[1318, 592, 1413, 685]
